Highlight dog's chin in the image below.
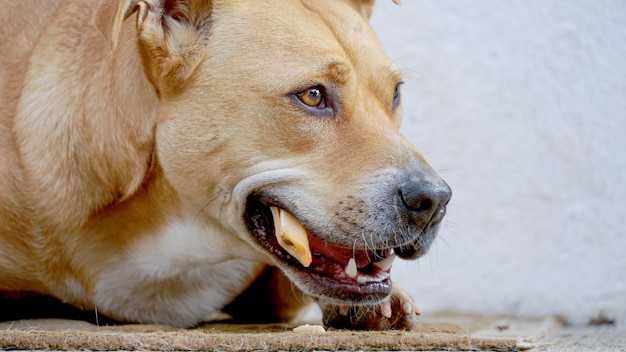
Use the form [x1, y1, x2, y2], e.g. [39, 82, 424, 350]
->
[244, 195, 425, 303]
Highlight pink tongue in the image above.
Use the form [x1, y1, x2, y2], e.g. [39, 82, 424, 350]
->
[308, 235, 371, 268]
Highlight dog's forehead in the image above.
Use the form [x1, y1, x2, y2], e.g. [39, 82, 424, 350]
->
[299, 0, 398, 67]
[307, 0, 402, 81]
[212, 0, 400, 86]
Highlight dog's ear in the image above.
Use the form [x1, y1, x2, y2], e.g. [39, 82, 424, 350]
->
[93, 0, 137, 51]
[351, 0, 400, 19]
[94, 0, 213, 94]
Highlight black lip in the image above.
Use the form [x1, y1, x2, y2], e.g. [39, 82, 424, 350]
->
[244, 195, 302, 267]
[292, 265, 392, 302]
[243, 195, 393, 302]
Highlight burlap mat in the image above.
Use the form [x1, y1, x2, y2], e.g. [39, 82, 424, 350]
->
[0, 312, 556, 351]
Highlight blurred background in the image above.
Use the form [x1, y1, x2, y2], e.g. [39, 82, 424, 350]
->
[370, 0, 625, 325]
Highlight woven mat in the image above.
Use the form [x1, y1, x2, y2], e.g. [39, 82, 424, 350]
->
[0, 313, 558, 351]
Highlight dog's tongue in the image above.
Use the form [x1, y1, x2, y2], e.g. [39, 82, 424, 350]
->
[269, 206, 396, 277]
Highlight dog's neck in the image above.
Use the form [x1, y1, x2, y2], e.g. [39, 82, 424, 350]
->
[8, 6, 166, 293]
[21, 15, 160, 230]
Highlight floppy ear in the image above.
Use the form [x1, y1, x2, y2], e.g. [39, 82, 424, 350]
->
[94, 0, 213, 94]
[352, 0, 400, 19]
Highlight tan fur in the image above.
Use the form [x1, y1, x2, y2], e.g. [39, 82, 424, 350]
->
[0, 0, 449, 328]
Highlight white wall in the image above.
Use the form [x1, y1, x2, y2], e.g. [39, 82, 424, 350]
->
[371, 0, 626, 325]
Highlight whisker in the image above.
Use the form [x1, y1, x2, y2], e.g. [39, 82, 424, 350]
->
[218, 190, 229, 225]
[363, 230, 372, 251]
[192, 190, 226, 225]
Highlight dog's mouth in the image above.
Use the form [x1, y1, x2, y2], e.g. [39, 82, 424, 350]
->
[244, 196, 398, 302]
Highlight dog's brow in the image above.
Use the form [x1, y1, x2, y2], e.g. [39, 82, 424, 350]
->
[326, 61, 351, 85]
[387, 64, 404, 84]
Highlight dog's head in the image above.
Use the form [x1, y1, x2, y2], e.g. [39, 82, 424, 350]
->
[100, 0, 451, 304]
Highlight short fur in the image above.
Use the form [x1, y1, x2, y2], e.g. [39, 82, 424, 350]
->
[0, 0, 450, 328]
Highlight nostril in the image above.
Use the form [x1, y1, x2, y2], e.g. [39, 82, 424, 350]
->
[398, 179, 452, 225]
[399, 190, 433, 213]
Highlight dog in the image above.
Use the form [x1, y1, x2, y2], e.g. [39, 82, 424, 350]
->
[0, 0, 451, 329]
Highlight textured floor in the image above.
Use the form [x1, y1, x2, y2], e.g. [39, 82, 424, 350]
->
[537, 324, 626, 352]
[0, 312, 563, 351]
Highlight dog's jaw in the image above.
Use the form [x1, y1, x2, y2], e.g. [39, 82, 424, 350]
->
[244, 196, 396, 303]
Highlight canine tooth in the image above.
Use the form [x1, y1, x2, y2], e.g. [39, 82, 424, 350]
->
[270, 206, 312, 267]
[345, 258, 357, 279]
[372, 253, 396, 271]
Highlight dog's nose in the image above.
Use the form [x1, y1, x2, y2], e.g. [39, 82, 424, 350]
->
[398, 179, 452, 228]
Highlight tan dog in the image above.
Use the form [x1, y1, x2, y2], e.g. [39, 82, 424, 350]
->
[0, 0, 451, 329]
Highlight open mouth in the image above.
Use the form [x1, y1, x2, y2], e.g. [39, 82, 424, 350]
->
[245, 197, 397, 302]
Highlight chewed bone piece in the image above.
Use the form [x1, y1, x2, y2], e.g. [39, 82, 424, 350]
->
[270, 206, 312, 267]
[293, 324, 326, 333]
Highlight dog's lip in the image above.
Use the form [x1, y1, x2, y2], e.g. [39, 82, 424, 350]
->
[244, 195, 395, 299]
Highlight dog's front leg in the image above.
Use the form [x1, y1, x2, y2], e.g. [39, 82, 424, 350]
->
[318, 284, 420, 330]
[222, 266, 314, 324]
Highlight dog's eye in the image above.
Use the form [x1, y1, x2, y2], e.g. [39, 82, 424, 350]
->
[393, 83, 402, 110]
[297, 86, 327, 109]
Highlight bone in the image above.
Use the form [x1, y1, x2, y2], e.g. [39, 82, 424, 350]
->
[293, 324, 326, 333]
[270, 206, 312, 267]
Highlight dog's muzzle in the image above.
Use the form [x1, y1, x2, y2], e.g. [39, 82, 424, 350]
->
[242, 170, 452, 303]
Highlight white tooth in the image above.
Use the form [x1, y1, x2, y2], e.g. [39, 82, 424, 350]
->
[373, 253, 396, 271]
[270, 206, 312, 267]
[356, 271, 390, 284]
[345, 258, 357, 278]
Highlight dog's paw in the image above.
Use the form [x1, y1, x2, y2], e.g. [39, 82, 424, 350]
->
[320, 285, 420, 330]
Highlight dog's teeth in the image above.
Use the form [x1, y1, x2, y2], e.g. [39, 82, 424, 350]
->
[356, 271, 390, 284]
[372, 253, 396, 271]
[270, 206, 312, 267]
[345, 258, 357, 279]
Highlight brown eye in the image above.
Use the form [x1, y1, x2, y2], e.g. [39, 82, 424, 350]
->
[297, 86, 326, 109]
[393, 83, 402, 110]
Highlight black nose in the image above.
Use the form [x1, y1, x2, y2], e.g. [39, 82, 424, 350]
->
[398, 179, 452, 228]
